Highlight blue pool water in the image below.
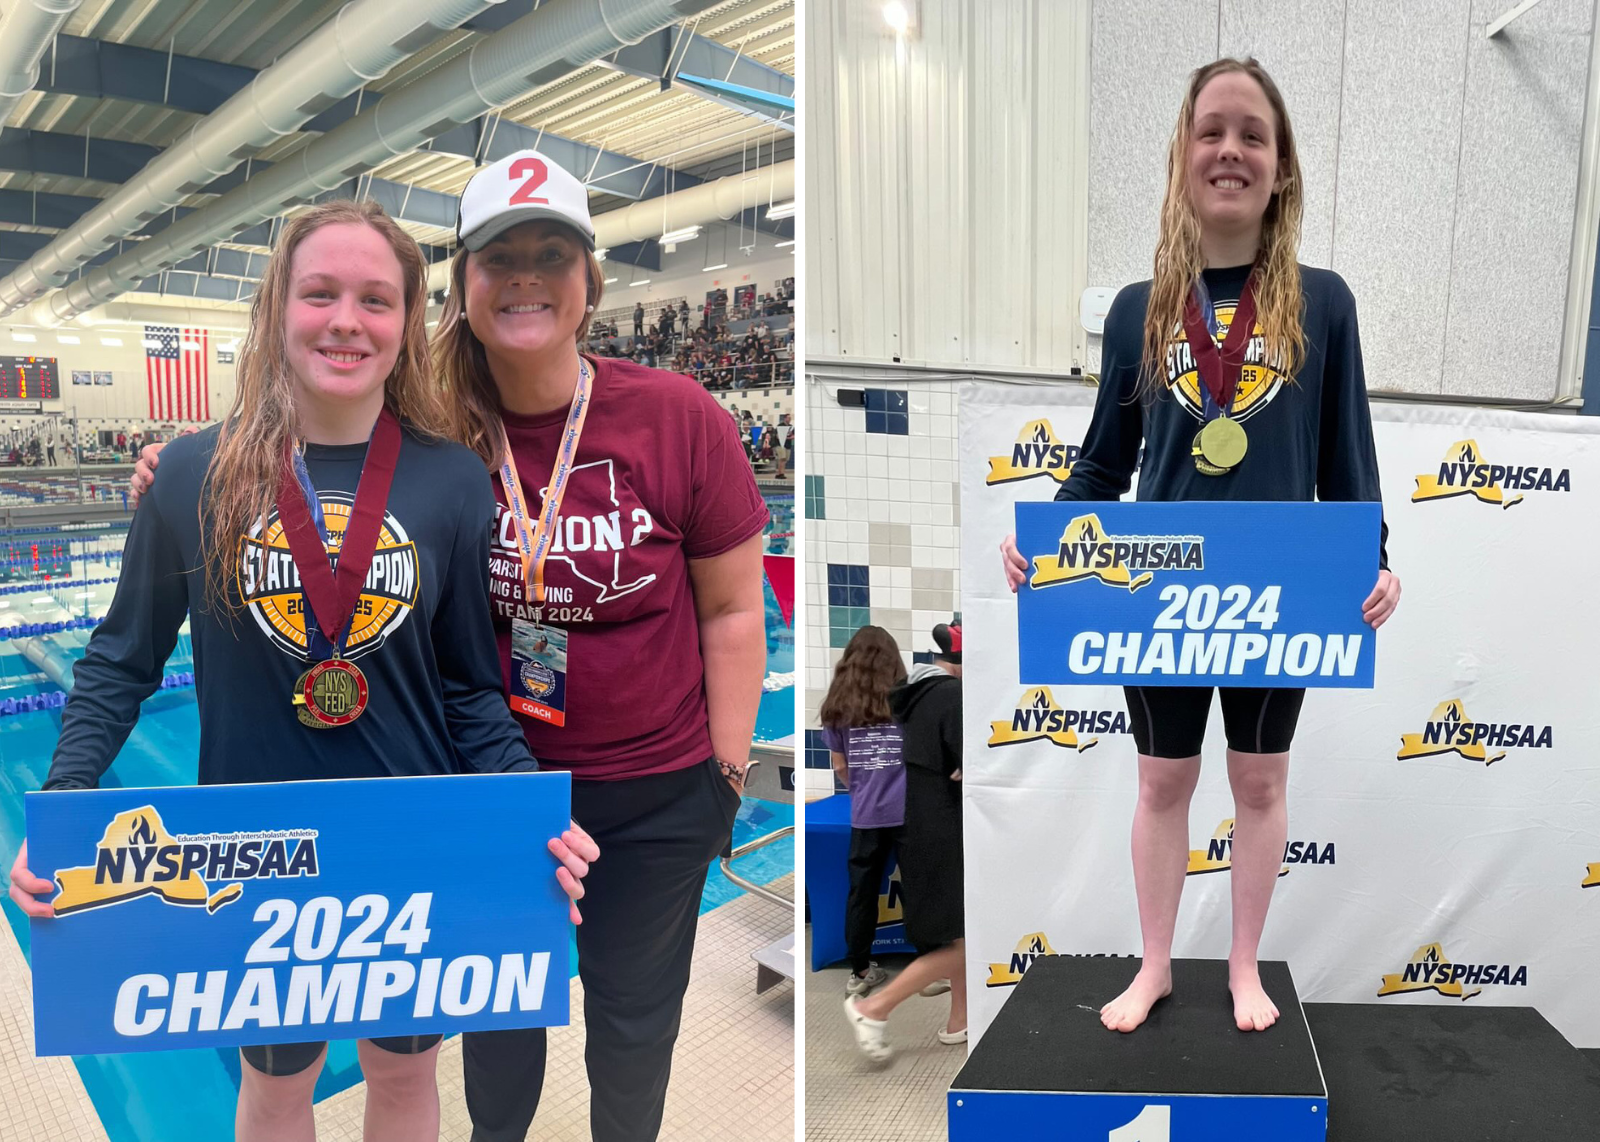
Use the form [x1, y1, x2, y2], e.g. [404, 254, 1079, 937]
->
[758, 491, 795, 743]
[0, 505, 795, 1142]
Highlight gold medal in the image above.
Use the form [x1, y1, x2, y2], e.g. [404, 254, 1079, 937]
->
[292, 658, 369, 729]
[1192, 416, 1248, 476]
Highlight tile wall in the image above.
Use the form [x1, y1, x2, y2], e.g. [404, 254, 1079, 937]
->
[802, 375, 964, 792]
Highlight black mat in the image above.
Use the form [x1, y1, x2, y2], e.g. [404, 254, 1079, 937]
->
[1306, 1003, 1600, 1141]
[954, 957, 1325, 1097]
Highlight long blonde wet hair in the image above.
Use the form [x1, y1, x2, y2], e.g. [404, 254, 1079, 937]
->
[433, 240, 606, 467]
[201, 200, 446, 611]
[1141, 57, 1306, 397]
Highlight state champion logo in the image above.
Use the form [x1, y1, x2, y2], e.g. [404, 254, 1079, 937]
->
[237, 495, 420, 661]
[1165, 301, 1287, 423]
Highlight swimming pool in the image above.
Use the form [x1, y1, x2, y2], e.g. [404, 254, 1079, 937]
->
[758, 491, 796, 744]
[0, 505, 795, 1142]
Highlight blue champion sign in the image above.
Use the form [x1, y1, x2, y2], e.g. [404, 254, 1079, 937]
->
[26, 772, 571, 1056]
[1015, 502, 1380, 688]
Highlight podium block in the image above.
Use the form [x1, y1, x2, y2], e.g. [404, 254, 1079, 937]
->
[950, 958, 1327, 1141]
[1307, 1002, 1600, 1141]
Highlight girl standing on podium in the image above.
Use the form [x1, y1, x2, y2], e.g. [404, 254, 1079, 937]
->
[1001, 57, 1400, 1034]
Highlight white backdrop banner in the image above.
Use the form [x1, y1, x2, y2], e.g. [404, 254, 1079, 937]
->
[960, 382, 1600, 1048]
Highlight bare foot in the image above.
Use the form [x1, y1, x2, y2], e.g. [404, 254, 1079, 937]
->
[1101, 963, 1172, 1032]
[1229, 962, 1280, 1032]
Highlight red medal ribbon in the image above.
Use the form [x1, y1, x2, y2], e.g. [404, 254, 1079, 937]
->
[276, 406, 402, 654]
[1181, 269, 1260, 416]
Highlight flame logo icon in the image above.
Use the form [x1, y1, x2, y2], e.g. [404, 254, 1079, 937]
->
[128, 816, 157, 847]
[1030, 423, 1051, 444]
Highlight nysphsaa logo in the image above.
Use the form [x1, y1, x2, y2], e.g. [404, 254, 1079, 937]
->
[986, 687, 1128, 752]
[1377, 943, 1527, 1001]
[986, 420, 1078, 485]
[1185, 819, 1336, 878]
[984, 932, 1134, 988]
[877, 866, 903, 926]
[1029, 513, 1203, 593]
[1397, 700, 1553, 767]
[50, 806, 319, 917]
[1412, 439, 1569, 510]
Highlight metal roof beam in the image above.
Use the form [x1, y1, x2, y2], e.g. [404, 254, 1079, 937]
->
[0, 188, 104, 230]
[0, 232, 118, 267]
[0, 127, 164, 186]
[312, 178, 460, 231]
[38, 34, 255, 117]
[144, 270, 258, 304]
[425, 118, 655, 199]
[33, 35, 662, 201]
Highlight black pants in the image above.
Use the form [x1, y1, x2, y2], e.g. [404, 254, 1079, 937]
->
[845, 825, 902, 975]
[462, 758, 740, 1142]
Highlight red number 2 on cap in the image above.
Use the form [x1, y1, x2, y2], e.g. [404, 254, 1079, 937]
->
[508, 158, 550, 205]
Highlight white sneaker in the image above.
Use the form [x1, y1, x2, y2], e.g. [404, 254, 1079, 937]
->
[846, 963, 888, 996]
[844, 996, 892, 1062]
[937, 1027, 968, 1045]
[920, 979, 951, 997]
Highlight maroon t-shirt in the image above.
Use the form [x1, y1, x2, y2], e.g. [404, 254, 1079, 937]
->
[489, 356, 769, 779]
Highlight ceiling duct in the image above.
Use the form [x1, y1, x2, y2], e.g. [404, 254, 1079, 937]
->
[0, 0, 501, 317]
[0, 0, 85, 126]
[31, 0, 726, 327]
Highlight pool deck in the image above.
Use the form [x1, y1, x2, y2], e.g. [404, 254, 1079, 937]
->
[0, 874, 795, 1141]
[0, 910, 111, 1142]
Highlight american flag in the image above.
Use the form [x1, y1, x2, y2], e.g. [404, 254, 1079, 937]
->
[144, 326, 209, 422]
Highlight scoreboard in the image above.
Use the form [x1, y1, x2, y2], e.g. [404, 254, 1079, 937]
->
[0, 356, 59, 400]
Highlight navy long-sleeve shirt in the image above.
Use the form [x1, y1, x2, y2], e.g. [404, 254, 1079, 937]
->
[45, 421, 536, 790]
[1057, 263, 1389, 568]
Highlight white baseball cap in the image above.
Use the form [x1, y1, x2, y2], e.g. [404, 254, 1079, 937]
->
[456, 149, 596, 252]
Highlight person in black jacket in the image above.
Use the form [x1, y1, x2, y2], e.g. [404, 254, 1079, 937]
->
[844, 623, 965, 1062]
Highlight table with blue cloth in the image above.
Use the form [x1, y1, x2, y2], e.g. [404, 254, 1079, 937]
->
[804, 791, 914, 971]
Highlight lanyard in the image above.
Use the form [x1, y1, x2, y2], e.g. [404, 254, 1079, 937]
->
[1182, 268, 1259, 423]
[276, 408, 401, 660]
[497, 357, 593, 605]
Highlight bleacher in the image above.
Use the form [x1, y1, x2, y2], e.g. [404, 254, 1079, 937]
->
[590, 295, 691, 336]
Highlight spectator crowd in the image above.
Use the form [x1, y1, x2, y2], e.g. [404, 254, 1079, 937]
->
[585, 278, 795, 392]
